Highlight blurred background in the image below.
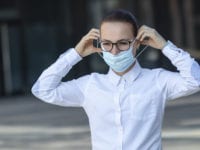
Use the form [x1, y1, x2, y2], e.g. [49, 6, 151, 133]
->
[0, 0, 200, 96]
[0, 0, 200, 150]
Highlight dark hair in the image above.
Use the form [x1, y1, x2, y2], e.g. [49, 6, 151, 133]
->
[101, 9, 138, 36]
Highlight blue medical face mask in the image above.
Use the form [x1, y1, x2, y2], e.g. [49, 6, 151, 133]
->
[98, 43, 148, 73]
[102, 46, 135, 72]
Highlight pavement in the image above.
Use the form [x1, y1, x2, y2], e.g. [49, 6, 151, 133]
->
[0, 91, 200, 150]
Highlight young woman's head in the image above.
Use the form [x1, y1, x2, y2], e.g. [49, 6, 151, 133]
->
[100, 9, 139, 75]
[100, 9, 138, 37]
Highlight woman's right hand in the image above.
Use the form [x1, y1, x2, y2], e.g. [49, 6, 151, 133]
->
[75, 28, 101, 57]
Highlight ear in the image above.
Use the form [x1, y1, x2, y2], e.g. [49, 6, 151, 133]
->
[133, 41, 140, 55]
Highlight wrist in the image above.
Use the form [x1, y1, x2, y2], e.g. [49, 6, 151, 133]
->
[160, 40, 167, 50]
[161, 40, 170, 50]
[75, 46, 84, 58]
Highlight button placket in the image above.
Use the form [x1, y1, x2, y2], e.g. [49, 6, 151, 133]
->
[114, 79, 125, 150]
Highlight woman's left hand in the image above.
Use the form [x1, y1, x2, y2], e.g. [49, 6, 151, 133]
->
[136, 25, 167, 50]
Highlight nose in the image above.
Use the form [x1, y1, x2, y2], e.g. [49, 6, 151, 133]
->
[110, 45, 120, 55]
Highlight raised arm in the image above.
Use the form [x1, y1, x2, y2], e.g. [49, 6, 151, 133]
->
[136, 25, 200, 100]
[32, 28, 101, 106]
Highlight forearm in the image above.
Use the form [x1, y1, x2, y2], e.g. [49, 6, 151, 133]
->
[31, 48, 83, 104]
[162, 41, 200, 89]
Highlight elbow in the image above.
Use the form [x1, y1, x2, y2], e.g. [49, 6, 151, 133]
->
[31, 84, 37, 97]
[31, 83, 64, 106]
[31, 83, 40, 98]
[31, 83, 53, 103]
[185, 79, 200, 94]
[190, 62, 200, 89]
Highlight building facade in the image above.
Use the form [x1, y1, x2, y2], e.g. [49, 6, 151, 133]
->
[0, 0, 200, 96]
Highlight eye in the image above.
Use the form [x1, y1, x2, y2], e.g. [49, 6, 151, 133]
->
[102, 42, 112, 46]
[118, 41, 129, 45]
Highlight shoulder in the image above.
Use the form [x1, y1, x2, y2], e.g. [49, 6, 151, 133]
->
[140, 67, 164, 75]
[89, 72, 107, 82]
[140, 67, 178, 79]
[75, 72, 107, 82]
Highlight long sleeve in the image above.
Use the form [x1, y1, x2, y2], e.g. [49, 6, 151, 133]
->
[31, 48, 89, 107]
[158, 41, 200, 100]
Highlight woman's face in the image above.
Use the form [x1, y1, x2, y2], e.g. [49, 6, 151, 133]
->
[100, 21, 137, 55]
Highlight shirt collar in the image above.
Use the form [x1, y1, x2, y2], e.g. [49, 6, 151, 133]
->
[107, 61, 142, 86]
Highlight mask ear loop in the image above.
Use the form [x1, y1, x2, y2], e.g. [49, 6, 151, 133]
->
[132, 39, 149, 60]
[98, 52, 103, 58]
[135, 45, 148, 59]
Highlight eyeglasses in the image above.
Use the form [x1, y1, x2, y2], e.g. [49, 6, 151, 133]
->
[100, 40, 135, 52]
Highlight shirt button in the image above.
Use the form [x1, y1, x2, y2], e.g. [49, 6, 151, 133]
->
[119, 127, 123, 134]
[119, 127, 122, 132]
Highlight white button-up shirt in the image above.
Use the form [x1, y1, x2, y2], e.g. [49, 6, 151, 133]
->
[32, 41, 200, 150]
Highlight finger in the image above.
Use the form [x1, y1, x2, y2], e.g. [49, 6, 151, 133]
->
[87, 31, 100, 40]
[136, 31, 149, 42]
[133, 40, 141, 50]
[140, 40, 149, 46]
[136, 25, 154, 40]
[86, 34, 99, 41]
[94, 47, 102, 53]
[90, 28, 99, 32]
[92, 33, 100, 39]
[136, 25, 147, 40]
[90, 28, 100, 35]
[136, 29, 144, 41]
[137, 31, 148, 43]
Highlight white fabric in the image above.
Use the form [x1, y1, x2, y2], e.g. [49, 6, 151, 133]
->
[32, 41, 200, 150]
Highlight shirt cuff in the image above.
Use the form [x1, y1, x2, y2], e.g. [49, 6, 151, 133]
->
[162, 41, 182, 60]
[60, 48, 83, 67]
